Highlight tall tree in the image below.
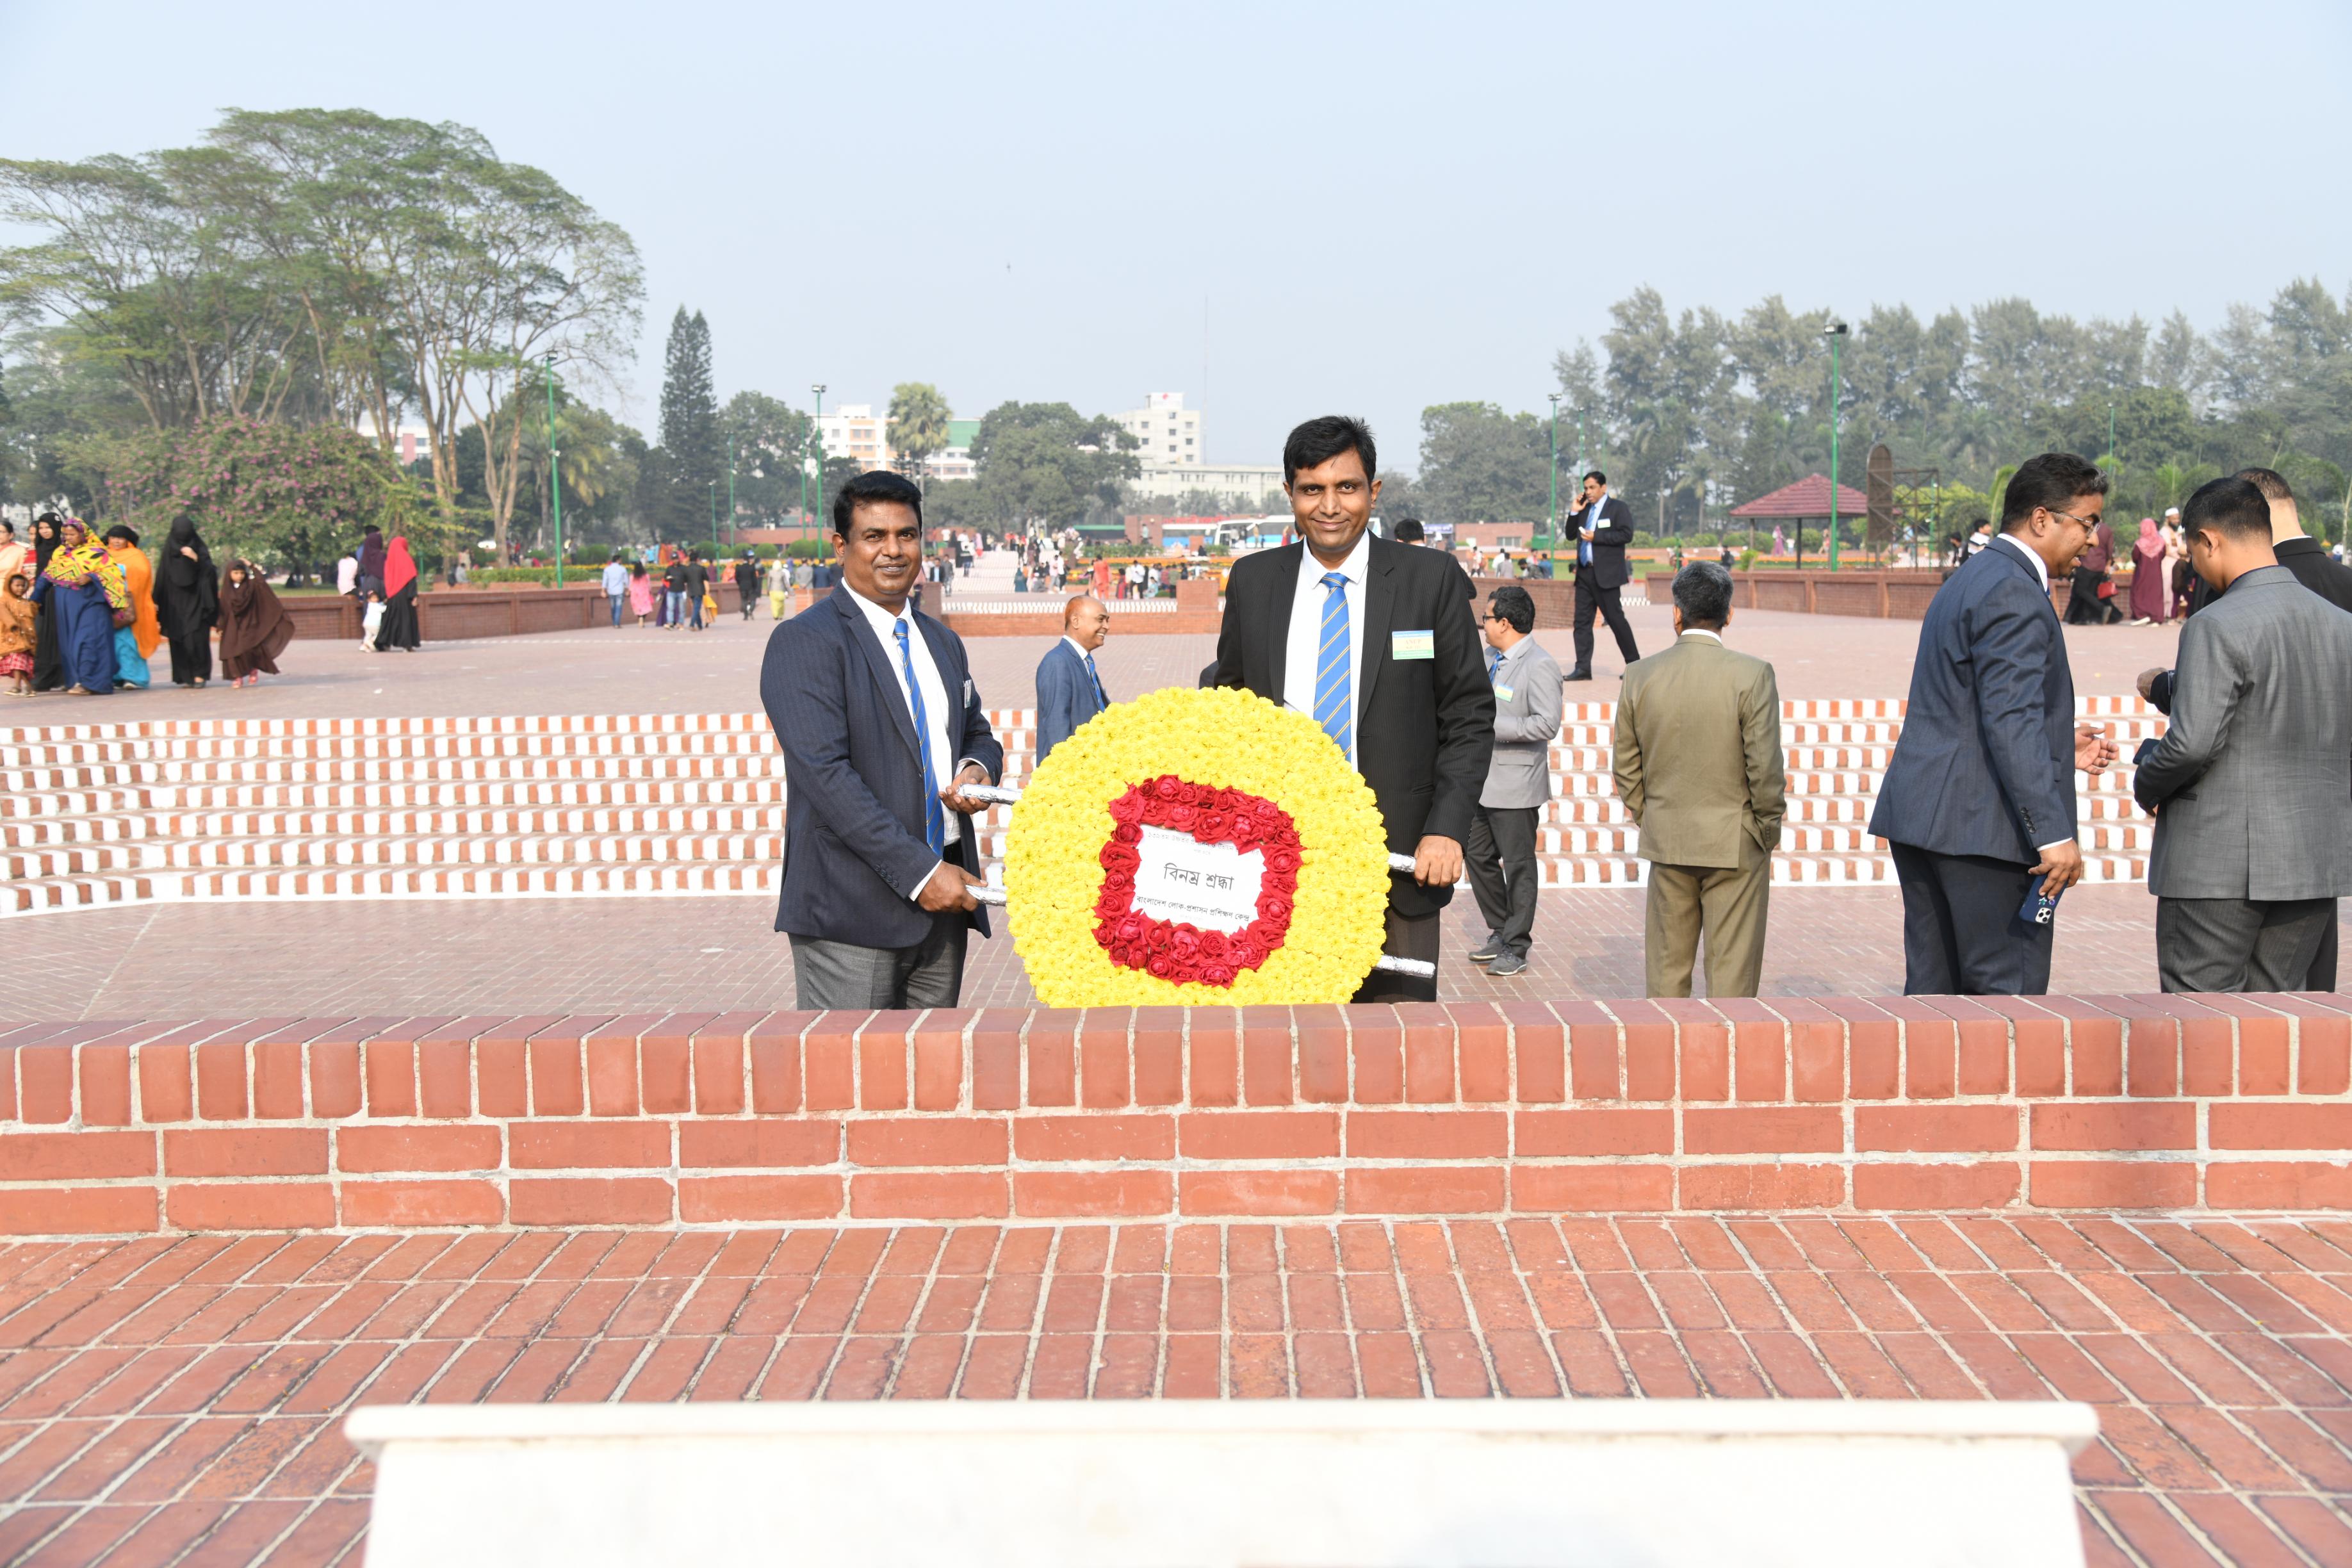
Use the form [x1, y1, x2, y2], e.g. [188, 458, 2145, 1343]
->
[722, 390, 814, 526]
[886, 381, 951, 482]
[657, 307, 721, 542]
[968, 402, 1138, 528]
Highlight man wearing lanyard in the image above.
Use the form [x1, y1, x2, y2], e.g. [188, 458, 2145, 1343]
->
[1564, 470, 1640, 680]
[761, 470, 1004, 1009]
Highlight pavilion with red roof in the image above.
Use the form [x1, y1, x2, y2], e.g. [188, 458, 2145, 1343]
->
[1728, 473, 1871, 566]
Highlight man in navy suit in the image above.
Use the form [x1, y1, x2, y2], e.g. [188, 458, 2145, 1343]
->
[760, 471, 1005, 1009]
[1868, 452, 2120, 995]
[1564, 468, 1640, 680]
[1034, 595, 1110, 767]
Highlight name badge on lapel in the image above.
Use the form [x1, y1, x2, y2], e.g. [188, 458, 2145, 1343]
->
[1391, 629, 1435, 661]
[1493, 683, 1514, 703]
[962, 678, 974, 705]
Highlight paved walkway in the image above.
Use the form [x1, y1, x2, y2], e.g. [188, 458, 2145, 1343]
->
[10, 883, 2326, 1022]
[0, 1216, 2346, 1566]
[28, 592, 2187, 722]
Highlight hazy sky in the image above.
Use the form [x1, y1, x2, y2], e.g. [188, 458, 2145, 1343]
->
[6, 0, 2348, 472]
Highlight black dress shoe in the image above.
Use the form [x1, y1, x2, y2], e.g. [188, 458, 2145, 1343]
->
[1564, 668, 1592, 682]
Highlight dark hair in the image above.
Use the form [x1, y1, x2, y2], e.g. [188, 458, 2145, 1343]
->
[1582, 470, 1607, 487]
[831, 470, 924, 535]
[1392, 518, 1425, 543]
[2234, 466, 2294, 504]
[103, 525, 138, 546]
[1487, 585, 1536, 635]
[2182, 476, 2272, 543]
[1281, 416, 1376, 487]
[631, 561, 646, 577]
[1672, 560, 1735, 628]
[2000, 452, 2109, 530]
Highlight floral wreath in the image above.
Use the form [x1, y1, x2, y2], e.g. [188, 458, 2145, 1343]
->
[1004, 687, 1390, 1006]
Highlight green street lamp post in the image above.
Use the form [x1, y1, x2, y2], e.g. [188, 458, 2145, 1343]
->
[727, 434, 737, 550]
[1824, 322, 1849, 572]
[708, 480, 718, 556]
[805, 384, 827, 546]
[543, 352, 563, 587]
[1546, 392, 1562, 555]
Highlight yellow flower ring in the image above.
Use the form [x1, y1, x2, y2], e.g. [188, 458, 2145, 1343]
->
[1004, 687, 1391, 1006]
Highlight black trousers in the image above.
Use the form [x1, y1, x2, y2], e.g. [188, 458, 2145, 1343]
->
[1465, 805, 1539, 960]
[165, 629, 212, 686]
[1572, 571, 1640, 672]
[1889, 842, 2054, 995]
[1352, 906, 1439, 1004]
[2066, 567, 2118, 624]
[2157, 897, 2336, 993]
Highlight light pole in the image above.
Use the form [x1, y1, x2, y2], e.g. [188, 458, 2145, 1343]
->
[708, 480, 718, 557]
[806, 384, 827, 546]
[1546, 392, 1562, 556]
[727, 433, 737, 550]
[1824, 322, 1849, 572]
[542, 352, 563, 587]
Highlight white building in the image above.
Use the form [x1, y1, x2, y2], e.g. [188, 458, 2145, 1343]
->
[1115, 391, 1203, 471]
[817, 404, 890, 470]
[1113, 391, 1283, 509]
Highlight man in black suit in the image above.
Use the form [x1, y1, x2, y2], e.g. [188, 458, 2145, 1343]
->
[1563, 469, 1640, 680]
[2137, 466, 2352, 988]
[1213, 416, 1495, 1002]
[759, 471, 1004, 1009]
[1868, 452, 2119, 994]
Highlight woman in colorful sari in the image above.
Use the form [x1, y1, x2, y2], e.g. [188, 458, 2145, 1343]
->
[31, 519, 127, 694]
[377, 535, 422, 651]
[102, 526, 159, 687]
[29, 514, 67, 692]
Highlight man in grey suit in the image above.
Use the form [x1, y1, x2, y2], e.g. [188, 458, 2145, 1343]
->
[1613, 562, 1786, 997]
[1464, 586, 1562, 977]
[1869, 452, 2121, 995]
[2136, 475, 2352, 992]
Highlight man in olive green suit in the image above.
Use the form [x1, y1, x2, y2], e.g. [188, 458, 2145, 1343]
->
[1612, 562, 1786, 996]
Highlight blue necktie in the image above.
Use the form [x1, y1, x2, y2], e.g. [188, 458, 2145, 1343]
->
[1487, 647, 1503, 680]
[894, 619, 945, 855]
[1085, 651, 1107, 710]
[1312, 572, 1353, 757]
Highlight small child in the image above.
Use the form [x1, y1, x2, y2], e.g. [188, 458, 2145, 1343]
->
[361, 590, 386, 651]
[0, 574, 34, 696]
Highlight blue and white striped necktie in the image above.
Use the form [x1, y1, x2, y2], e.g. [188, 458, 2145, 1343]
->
[1312, 571, 1352, 757]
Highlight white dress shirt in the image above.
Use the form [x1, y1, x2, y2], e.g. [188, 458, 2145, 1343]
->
[1282, 531, 1371, 765]
[1988, 534, 2073, 850]
[842, 585, 968, 896]
[1993, 532, 2049, 591]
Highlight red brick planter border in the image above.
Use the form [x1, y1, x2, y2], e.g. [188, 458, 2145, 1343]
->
[2, 995, 2346, 1234]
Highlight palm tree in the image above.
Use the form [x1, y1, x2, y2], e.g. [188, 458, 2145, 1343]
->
[887, 382, 951, 487]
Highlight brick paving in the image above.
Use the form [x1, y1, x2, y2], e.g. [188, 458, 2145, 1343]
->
[37, 589, 2188, 721]
[8, 883, 2325, 1022]
[0, 1216, 2348, 1565]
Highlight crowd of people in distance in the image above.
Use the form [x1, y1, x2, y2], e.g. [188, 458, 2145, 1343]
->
[0, 511, 291, 696]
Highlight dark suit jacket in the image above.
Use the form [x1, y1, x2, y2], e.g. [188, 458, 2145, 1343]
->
[1211, 537, 1494, 919]
[1868, 540, 2075, 866]
[760, 589, 1004, 948]
[1034, 639, 1106, 766]
[1565, 496, 1635, 589]
[2152, 537, 2352, 710]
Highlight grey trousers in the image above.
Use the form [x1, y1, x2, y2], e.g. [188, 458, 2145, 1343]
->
[2157, 896, 2336, 993]
[1352, 906, 1439, 1004]
[789, 915, 969, 1010]
[1466, 805, 1540, 960]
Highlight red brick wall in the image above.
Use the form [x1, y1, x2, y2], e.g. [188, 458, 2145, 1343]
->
[2, 997, 2344, 1235]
